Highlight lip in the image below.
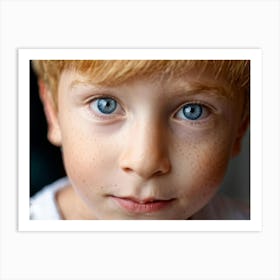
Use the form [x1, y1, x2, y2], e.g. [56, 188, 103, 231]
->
[110, 196, 175, 214]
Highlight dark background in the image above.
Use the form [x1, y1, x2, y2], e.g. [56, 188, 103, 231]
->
[30, 63, 66, 196]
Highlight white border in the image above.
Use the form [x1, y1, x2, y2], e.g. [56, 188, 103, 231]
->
[18, 48, 262, 231]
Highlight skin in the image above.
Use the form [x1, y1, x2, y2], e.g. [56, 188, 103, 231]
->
[40, 69, 249, 220]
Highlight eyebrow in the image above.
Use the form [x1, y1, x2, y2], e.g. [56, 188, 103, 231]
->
[168, 83, 231, 99]
[69, 79, 102, 90]
[69, 79, 232, 99]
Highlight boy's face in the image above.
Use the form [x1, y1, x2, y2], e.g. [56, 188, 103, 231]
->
[44, 68, 247, 219]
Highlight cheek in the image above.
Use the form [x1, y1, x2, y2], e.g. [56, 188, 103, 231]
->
[173, 133, 234, 197]
[60, 126, 118, 198]
[170, 135, 234, 217]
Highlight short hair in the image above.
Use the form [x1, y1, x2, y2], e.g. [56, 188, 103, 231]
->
[32, 60, 250, 110]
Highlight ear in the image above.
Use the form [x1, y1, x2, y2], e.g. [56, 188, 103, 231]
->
[39, 80, 62, 146]
[231, 113, 250, 157]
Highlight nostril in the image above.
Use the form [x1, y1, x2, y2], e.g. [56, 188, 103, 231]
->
[121, 162, 171, 178]
[122, 167, 133, 173]
[154, 170, 164, 176]
[154, 163, 171, 176]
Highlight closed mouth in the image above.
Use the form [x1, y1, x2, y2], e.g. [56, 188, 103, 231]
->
[110, 195, 175, 213]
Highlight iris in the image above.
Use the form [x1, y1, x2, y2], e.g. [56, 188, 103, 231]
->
[182, 104, 203, 120]
[96, 98, 117, 114]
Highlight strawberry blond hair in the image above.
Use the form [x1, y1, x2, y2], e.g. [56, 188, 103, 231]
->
[32, 60, 250, 110]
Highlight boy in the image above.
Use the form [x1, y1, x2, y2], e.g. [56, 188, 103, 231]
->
[30, 60, 250, 220]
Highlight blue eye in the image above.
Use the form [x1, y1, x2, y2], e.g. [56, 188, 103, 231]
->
[177, 104, 204, 121]
[93, 98, 117, 114]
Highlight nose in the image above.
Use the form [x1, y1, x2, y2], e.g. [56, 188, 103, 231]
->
[119, 120, 171, 179]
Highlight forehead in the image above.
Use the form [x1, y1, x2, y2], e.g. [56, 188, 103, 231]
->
[60, 67, 235, 101]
